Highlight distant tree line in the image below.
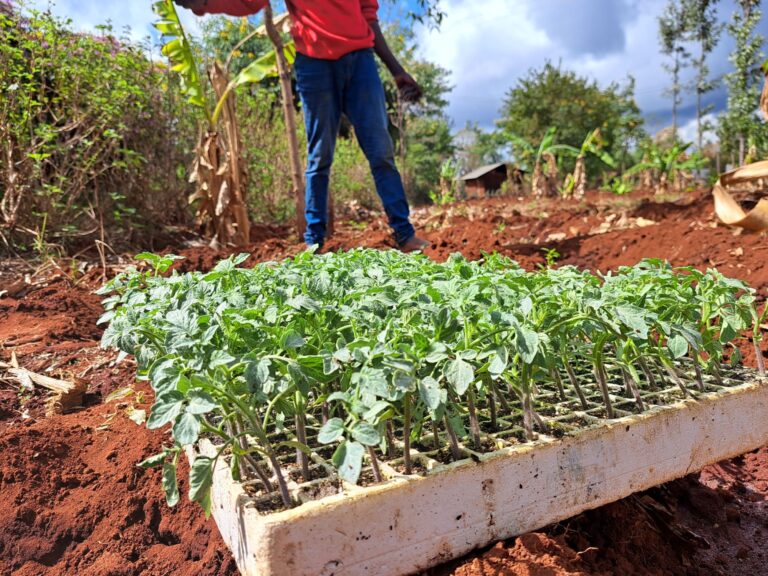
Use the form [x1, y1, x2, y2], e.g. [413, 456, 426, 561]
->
[658, 0, 767, 165]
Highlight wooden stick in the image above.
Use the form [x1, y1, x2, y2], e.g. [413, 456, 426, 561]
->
[1, 364, 86, 415]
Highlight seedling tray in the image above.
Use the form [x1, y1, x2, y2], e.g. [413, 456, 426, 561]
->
[192, 374, 768, 576]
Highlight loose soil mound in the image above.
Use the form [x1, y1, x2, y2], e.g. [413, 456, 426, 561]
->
[0, 384, 237, 576]
[1, 189, 767, 576]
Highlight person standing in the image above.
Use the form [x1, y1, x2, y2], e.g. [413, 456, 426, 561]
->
[175, 0, 430, 252]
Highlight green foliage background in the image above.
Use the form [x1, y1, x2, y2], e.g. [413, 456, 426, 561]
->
[0, 6, 195, 252]
[496, 62, 645, 177]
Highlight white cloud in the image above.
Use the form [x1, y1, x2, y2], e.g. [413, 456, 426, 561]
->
[24, 0, 202, 47]
[416, 0, 755, 133]
[677, 113, 718, 147]
[418, 0, 549, 129]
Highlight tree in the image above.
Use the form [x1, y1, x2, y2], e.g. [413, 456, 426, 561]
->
[497, 62, 644, 182]
[199, 16, 272, 75]
[384, 0, 445, 27]
[456, 124, 506, 165]
[719, 0, 766, 165]
[658, 0, 690, 139]
[378, 23, 454, 204]
[680, 0, 724, 151]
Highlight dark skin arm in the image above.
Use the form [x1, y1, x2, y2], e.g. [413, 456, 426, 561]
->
[369, 20, 423, 103]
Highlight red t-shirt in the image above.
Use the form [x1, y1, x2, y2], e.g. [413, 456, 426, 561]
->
[193, 0, 378, 60]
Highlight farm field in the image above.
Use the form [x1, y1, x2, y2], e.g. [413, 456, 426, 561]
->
[2, 188, 767, 576]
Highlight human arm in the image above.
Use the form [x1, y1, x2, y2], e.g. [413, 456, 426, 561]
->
[173, 0, 267, 17]
[363, 1, 422, 103]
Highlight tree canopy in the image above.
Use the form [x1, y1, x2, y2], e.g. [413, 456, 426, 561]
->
[496, 62, 644, 175]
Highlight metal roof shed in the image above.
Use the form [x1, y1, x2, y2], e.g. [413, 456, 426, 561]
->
[458, 163, 508, 199]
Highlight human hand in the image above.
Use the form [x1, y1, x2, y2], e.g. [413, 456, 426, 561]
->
[395, 72, 423, 104]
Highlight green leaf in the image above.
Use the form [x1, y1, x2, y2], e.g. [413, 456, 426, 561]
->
[393, 372, 415, 393]
[333, 348, 353, 364]
[231, 253, 250, 266]
[188, 456, 214, 515]
[147, 391, 185, 429]
[138, 452, 167, 469]
[209, 350, 236, 369]
[186, 389, 218, 415]
[149, 358, 181, 394]
[288, 361, 311, 396]
[614, 305, 649, 339]
[351, 422, 380, 446]
[362, 400, 390, 422]
[233, 42, 296, 87]
[667, 334, 688, 359]
[149, 359, 183, 395]
[327, 391, 350, 404]
[446, 358, 475, 395]
[173, 412, 200, 445]
[425, 342, 449, 363]
[135, 252, 160, 266]
[230, 454, 241, 482]
[163, 462, 180, 507]
[489, 346, 508, 377]
[244, 358, 271, 391]
[281, 330, 305, 350]
[332, 441, 365, 484]
[515, 325, 540, 364]
[719, 323, 737, 345]
[97, 310, 116, 326]
[418, 376, 443, 411]
[318, 418, 345, 444]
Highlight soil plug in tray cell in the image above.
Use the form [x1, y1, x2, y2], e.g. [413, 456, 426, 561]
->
[100, 250, 768, 575]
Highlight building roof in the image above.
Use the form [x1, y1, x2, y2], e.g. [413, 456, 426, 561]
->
[457, 162, 507, 181]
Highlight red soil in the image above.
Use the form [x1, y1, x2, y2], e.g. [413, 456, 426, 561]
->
[1, 189, 767, 576]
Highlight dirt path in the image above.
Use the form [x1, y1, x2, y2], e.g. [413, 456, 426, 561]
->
[1, 189, 766, 576]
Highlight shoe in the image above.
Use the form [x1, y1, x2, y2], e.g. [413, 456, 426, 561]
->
[398, 235, 430, 253]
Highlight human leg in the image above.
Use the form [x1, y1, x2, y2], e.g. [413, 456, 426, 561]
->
[343, 50, 416, 245]
[294, 53, 343, 246]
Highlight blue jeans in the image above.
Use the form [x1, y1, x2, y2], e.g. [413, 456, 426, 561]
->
[294, 49, 415, 247]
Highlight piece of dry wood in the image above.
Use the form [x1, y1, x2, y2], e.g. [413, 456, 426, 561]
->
[0, 362, 87, 415]
[2, 334, 45, 347]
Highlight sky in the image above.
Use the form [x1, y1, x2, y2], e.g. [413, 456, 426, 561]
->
[21, 0, 768, 142]
[417, 0, 768, 140]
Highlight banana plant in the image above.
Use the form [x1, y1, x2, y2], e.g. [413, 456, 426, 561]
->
[561, 129, 616, 200]
[153, 1, 295, 127]
[153, 0, 300, 247]
[506, 128, 578, 198]
[624, 141, 705, 196]
[154, 0, 210, 119]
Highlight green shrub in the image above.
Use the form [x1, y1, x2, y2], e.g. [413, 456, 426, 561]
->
[0, 4, 195, 252]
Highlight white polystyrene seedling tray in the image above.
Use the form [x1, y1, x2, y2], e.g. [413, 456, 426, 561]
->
[190, 377, 768, 576]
